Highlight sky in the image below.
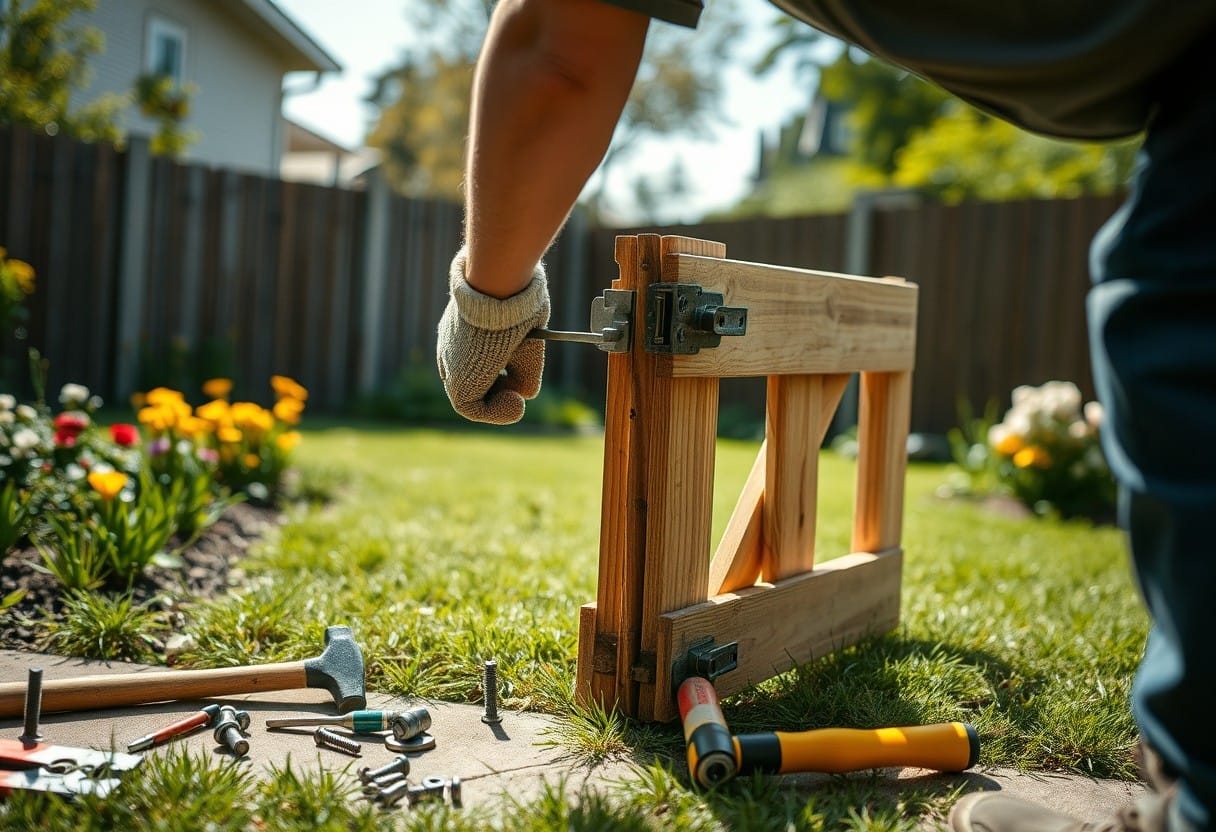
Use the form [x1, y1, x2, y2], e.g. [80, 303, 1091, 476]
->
[274, 0, 822, 224]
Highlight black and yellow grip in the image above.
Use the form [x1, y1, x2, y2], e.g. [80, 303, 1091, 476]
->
[678, 677, 980, 788]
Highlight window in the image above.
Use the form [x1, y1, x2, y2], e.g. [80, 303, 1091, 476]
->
[145, 16, 187, 84]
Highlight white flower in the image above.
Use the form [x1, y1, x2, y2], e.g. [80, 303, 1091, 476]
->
[0, 394, 14, 411]
[1040, 381, 1082, 422]
[1084, 401, 1104, 428]
[87, 395, 104, 410]
[0, 411, 12, 426]
[15, 404, 36, 421]
[1006, 410, 1034, 440]
[1068, 420, 1091, 441]
[12, 428, 39, 451]
[59, 383, 90, 406]
[1011, 385, 1039, 409]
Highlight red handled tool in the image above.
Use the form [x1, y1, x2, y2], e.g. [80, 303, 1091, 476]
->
[125, 703, 222, 752]
[678, 677, 980, 788]
[1, 738, 142, 797]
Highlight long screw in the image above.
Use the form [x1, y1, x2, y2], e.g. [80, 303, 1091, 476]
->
[313, 726, 362, 757]
[481, 660, 502, 725]
[358, 755, 410, 784]
[19, 668, 44, 744]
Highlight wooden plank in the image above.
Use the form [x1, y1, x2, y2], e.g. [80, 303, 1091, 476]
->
[662, 255, 918, 378]
[707, 441, 766, 595]
[575, 603, 598, 706]
[761, 373, 850, 581]
[852, 371, 913, 554]
[582, 235, 642, 712]
[653, 548, 903, 722]
[635, 235, 724, 721]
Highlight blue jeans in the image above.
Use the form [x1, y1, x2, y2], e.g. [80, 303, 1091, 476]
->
[1088, 40, 1216, 832]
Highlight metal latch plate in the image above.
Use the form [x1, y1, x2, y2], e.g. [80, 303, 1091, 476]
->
[670, 637, 739, 692]
[645, 283, 748, 354]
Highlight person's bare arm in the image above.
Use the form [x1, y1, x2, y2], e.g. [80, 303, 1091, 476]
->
[464, 0, 649, 298]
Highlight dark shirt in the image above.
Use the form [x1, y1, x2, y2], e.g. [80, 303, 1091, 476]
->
[600, 0, 1216, 140]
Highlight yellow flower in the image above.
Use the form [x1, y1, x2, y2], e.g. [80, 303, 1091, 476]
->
[202, 378, 233, 400]
[8, 260, 35, 294]
[276, 431, 301, 452]
[273, 397, 304, 425]
[145, 387, 185, 407]
[243, 453, 261, 469]
[218, 426, 243, 444]
[129, 391, 147, 409]
[231, 402, 273, 434]
[137, 405, 173, 433]
[270, 375, 308, 402]
[196, 399, 231, 427]
[88, 471, 128, 501]
[1013, 446, 1052, 469]
[994, 432, 1024, 457]
[176, 415, 210, 438]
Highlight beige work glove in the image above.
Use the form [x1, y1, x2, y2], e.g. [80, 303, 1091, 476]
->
[436, 247, 550, 424]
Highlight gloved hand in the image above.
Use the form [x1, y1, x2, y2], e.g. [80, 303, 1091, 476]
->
[436, 247, 551, 424]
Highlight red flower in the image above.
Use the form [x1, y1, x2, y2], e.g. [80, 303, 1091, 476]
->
[110, 423, 140, 447]
[53, 411, 89, 436]
[54, 430, 78, 448]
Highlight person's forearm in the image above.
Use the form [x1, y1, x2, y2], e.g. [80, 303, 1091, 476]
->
[464, 0, 648, 298]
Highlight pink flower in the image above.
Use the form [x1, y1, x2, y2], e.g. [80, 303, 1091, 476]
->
[197, 447, 219, 464]
[109, 423, 140, 447]
[148, 437, 171, 457]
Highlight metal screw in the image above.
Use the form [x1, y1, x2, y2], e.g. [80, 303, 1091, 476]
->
[449, 775, 462, 807]
[313, 726, 361, 757]
[359, 754, 410, 784]
[481, 660, 502, 725]
[212, 706, 251, 757]
[19, 668, 44, 744]
[374, 779, 414, 808]
[361, 771, 407, 795]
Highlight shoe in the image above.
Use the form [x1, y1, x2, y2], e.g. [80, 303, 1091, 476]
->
[948, 790, 1171, 832]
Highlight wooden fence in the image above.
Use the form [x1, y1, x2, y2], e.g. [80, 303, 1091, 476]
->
[0, 125, 1122, 435]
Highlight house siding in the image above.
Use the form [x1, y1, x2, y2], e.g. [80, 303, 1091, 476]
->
[74, 0, 289, 174]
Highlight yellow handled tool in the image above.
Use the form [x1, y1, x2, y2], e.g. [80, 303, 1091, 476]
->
[678, 677, 980, 788]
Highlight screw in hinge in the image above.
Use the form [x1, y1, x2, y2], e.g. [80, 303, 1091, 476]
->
[481, 660, 502, 725]
[313, 726, 362, 757]
[212, 706, 251, 757]
[19, 668, 44, 744]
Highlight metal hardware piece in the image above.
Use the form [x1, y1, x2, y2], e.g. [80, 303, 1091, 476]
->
[373, 778, 413, 808]
[267, 709, 406, 735]
[313, 726, 361, 757]
[383, 731, 435, 754]
[645, 283, 748, 355]
[481, 660, 502, 725]
[128, 703, 222, 752]
[212, 706, 251, 757]
[1, 738, 142, 797]
[449, 775, 462, 807]
[391, 707, 432, 742]
[361, 771, 407, 794]
[670, 637, 739, 693]
[528, 288, 634, 353]
[19, 668, 43, 745]
[359, 754, 411, 784]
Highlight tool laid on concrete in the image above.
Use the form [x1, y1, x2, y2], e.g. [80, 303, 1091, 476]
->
[0, 738, 142, 797]
[678, 677, 980, 788]
[0, 625, 366, 717]
[266, 706, 430, 741]
[126, 703, 222, 752]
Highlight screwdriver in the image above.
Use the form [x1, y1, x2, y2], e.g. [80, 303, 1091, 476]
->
[266, 707, 431, 740]
[127, 704, 222, 752]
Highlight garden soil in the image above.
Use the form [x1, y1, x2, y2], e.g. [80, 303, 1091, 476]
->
[0, 507, 1145, 821]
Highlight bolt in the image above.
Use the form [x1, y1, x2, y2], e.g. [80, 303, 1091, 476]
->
[313, 726, 361, 757]
[390, 707, 431, 742]
[19, 668, 44, 744]
[481, 660, 502, 725]
[450, 775, 462, 807]
[212, 706, 250, 757]
[374, 779, 415, 808]
[358, 754, 410, 784]
[361, 771, 407, 795]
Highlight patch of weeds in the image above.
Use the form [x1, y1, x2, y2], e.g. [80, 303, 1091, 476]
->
[253, 759, 383, 830]
[39, 590, 166, 662]
[182, 579, 319, 666]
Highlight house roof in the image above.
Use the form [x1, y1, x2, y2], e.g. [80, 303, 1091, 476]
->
[283, 118, 350, 154]
[221, 0, 341, 73]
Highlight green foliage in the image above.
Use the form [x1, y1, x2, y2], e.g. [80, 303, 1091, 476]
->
[0, 0, 124, 143]
[94, 469, 180, 586]
[40, 589, 165, 661]
[893, 105, 1140, 202]
[942, 396, 1001, 496]
[133, 72, 199, 158]
[0, 479, 31, 555]
[33, 514, 110, 592]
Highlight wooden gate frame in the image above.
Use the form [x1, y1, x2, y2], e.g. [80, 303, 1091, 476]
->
[574, 234, 919, 723]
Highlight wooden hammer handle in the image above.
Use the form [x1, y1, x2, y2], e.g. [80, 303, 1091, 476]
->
[0, 662, 306, 717]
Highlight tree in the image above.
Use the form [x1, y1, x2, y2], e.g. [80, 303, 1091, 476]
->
[0, 0, 124, 143]
[367, 0, 744, 218]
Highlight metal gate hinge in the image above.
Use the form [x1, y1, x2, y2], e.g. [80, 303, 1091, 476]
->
[528, 289, 634, 353]
[671, 637, 739, 693]
[645, 283, 747, 355]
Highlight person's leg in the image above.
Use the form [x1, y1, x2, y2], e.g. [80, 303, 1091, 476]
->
[952, 34, 1216, 832]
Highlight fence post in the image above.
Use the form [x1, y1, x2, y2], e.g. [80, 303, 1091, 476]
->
[358, 170, 391, 394]
[113, 136, 151, 402]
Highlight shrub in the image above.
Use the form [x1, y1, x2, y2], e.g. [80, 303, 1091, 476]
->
[987, 381, 1115, 519]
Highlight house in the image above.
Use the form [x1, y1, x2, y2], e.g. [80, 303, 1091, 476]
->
[280, 118, 380, 187]
[74, 0, 340, 175]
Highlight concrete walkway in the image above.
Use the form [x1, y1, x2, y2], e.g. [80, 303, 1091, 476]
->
[0, 650, 1145, 821]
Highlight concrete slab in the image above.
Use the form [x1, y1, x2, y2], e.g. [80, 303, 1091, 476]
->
[0, 650, 1145, 822]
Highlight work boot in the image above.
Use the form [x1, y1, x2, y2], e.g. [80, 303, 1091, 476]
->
[948, 791, 1171, 832]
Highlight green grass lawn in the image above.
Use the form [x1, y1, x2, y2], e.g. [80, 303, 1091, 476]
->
[2, 425, 1148, 831]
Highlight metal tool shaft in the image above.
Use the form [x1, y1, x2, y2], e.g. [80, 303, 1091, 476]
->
[528, 327, 621, 346]
[266, 709, 398, 734]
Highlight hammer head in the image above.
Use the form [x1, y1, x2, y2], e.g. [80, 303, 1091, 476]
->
[303, 626, 366, 713]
